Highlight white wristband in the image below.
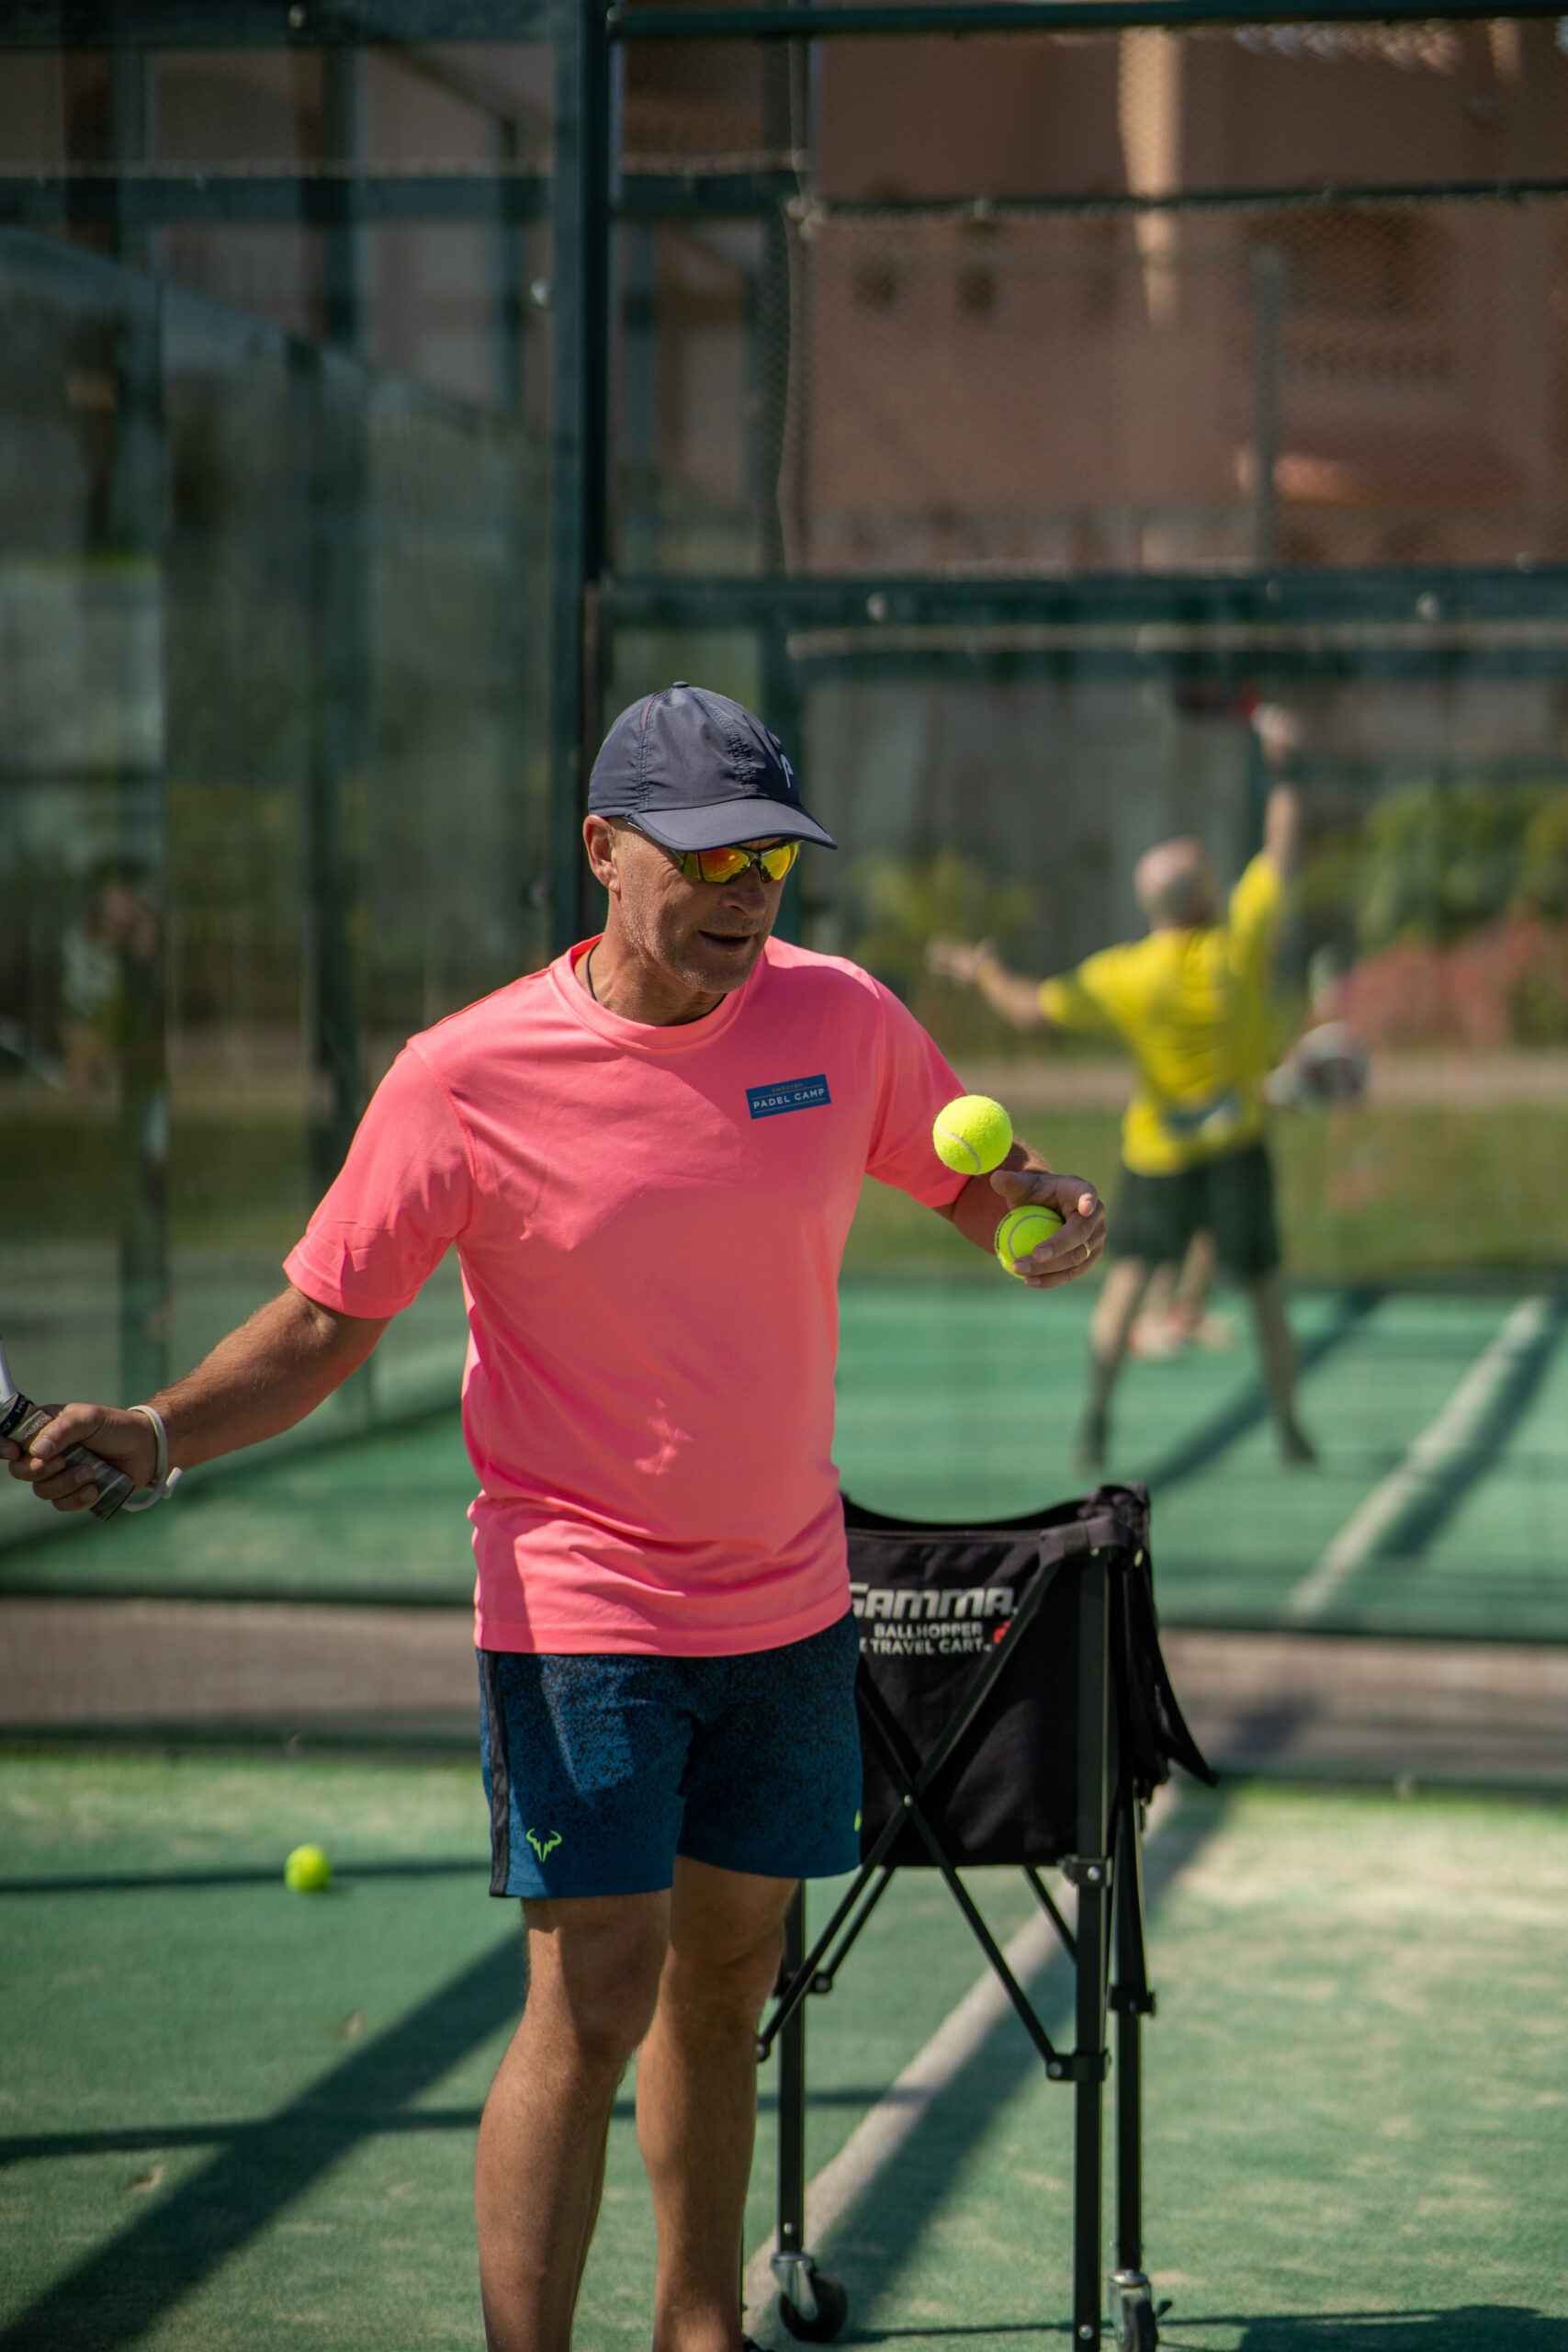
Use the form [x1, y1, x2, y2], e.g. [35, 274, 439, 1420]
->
[122, 1405, 183, 1512]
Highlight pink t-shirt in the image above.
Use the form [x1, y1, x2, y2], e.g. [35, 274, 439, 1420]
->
[283, 939, 967, 1655]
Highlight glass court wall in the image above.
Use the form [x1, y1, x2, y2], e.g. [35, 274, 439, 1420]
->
[0, 28, 556, 1543]
[601, 11, 1568, 1286]
[7, 4, 1568, 1631]
[597, 7, 1568, 1633]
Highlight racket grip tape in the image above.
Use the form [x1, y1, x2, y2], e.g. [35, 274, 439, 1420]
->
[0, 1393, 140, 1521]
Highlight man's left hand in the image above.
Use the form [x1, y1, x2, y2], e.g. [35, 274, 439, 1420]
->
[990, 1166, 1105, 1289]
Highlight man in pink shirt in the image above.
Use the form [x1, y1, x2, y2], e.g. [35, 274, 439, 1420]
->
[7, 685, 1105, 2352]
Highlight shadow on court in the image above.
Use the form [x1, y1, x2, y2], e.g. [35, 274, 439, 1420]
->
[0, 1933, 523, 2352]
[1142, 1287, 1382, 1498]
[842, 2314, 1568, 2349]
[1215, 2313, 1568, 2352]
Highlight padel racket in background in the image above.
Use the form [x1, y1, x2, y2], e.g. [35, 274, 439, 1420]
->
[0, 1334, 139, 1520]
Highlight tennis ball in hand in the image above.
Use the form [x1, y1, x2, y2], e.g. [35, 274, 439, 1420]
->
[932, 1094, 1013, 1176]
[995, 1204, 1065, 1280]
[284, 1843, 333, 1894]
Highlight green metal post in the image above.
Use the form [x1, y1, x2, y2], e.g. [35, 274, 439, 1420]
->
[549, 0, 615, 955]
[308, 48, 368, 1196]
[106, 45, 171, 1407]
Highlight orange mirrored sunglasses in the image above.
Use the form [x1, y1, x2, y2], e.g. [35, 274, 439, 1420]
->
[669, 839, 801, 886]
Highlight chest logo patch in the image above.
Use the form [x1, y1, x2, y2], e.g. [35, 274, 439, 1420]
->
[748, 1073, 830, 1120]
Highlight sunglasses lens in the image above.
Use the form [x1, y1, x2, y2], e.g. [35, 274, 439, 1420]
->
[694, 846, 750, 883]
[686, 841, 800, 884]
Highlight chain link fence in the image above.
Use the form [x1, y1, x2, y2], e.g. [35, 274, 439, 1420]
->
[614, 16, 1568, 574]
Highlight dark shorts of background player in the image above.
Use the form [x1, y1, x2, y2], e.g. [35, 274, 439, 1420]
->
[1111, 1139, 1280, 1280]
[478, 1609, 863, 1900]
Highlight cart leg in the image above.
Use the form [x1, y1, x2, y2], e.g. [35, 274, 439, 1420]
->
[1072, 2042, 1105, 2348]
[1111, 1998, 1153, 2352]
[769, 1886, 852, 2343]
[1110, 1791, 1158, 2346]
[773, 1886, 814, 2319]
[1071, 1556, 1111, 2348]
[1114, 1802, 1145, 2276]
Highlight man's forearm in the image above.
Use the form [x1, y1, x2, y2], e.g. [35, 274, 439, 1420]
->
[147, 1287, 388, 1469]
[4, 1284, 389, 1510]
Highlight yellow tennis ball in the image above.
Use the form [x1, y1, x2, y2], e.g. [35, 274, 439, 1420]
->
[932, 1094, 1013, 1176]
[995, 1204, 1064, 1280]
[284, 1843, 332, 1894]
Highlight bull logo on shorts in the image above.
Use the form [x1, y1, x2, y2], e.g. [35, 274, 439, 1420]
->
[525, 1828, 562, 1862]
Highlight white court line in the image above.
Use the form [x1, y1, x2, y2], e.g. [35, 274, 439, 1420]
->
[1284, 1294, 1553, 1627]
[742, 1899, 1070, 2328]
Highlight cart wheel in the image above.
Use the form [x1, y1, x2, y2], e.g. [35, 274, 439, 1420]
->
[779, 2272, 849, 2342]
[1116, 2301, 1157, 2352]
[1111, 2273, 1159, 2352]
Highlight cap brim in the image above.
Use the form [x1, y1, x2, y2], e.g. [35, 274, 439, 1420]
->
[631, 799, 837, 854]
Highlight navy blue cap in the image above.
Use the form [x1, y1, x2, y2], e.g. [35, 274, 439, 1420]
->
[587, 683, 836, 854]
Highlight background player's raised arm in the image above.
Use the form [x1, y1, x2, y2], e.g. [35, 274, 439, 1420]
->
[1262, 779, 1303, 878]
[925, 933, 1054, 1033]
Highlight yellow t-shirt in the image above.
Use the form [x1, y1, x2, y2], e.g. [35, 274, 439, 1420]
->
[1038, 854, 1283, 1176]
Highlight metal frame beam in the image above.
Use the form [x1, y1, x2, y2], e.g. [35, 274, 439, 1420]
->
[0, 167, 824, 228]
[600, 564, 1568, 628]
[0, 173, 550, 229]
[615, 0, 1568, 31]
[598, 567, 1568, 684]
[5, 0, 1560, 45]
[0, 3, 548, 45]
[802, 176, 1568, 218]
[611, 0, 1565, 35]
[8, 169, 1568, 231]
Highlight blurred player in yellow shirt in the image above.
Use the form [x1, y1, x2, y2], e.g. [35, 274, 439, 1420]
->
[929, 783, 1314, 1472]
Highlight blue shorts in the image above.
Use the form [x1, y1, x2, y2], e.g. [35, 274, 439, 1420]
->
[477, 1611, 863, 1900]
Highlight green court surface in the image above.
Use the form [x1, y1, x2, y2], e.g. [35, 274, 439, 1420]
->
[2, 1753, 1564, 2349]
[4, 1277, 1566, 1644]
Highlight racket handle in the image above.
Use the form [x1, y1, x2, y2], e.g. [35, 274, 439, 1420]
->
[0, 1393, 140, 1521]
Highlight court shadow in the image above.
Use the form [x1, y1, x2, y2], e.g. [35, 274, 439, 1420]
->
[1219, 2312, 1568, 2352]
[0, 1932, 522, 2351]
[1142, 1287, 1381, 1497]
[840, 2313, 1567, 2349]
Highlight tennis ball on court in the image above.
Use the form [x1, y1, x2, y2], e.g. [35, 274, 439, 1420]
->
[932, 1094, 1013, 1176]
[284, 1843, 332, 1894]
[995, 1204, 1064, 1280]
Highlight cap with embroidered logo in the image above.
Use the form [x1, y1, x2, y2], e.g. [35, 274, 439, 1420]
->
[587, 683, 836, 854]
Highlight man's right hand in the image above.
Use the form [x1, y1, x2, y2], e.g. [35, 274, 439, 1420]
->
[2, 1404, 159, 1511]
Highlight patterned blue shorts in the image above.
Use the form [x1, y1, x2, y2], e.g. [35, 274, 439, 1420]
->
[477, 1611, 863, 1900]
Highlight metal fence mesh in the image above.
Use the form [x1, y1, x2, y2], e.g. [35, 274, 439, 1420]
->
[613, 17, 1568, 573]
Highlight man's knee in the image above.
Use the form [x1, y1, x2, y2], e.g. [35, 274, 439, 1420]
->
[690, 1917, 784, 2020]
[665, 1867, 793, 2026]
[524, 1894, 669, 2073]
